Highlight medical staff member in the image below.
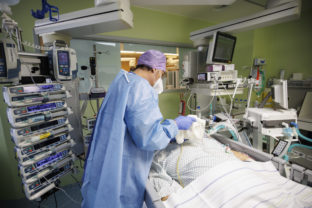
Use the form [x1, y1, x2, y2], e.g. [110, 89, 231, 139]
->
[81, 50, 195, 208]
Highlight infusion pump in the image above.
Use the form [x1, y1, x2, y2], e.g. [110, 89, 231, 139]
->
[2, 83, 76, 200]
[0, 38, 20, 83]
[48, 46, 78, 81]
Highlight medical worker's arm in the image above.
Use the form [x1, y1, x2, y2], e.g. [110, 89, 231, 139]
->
[125, 81, 178, 151]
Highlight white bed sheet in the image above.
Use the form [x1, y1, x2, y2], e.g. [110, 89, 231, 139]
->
[164, 160, 312, 208]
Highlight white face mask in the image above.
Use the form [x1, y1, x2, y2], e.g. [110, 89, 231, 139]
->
[153, 78, 163, 94]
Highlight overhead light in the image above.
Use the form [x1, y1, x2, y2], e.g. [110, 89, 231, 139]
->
[164, 53, 178, 56]
[121, 50, 178, 56]
[96, 42, 116, 47]
[121, 50, 144, 54]
[121, 57, 136, 61]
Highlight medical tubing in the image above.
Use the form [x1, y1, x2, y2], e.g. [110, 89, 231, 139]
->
[229, 79, 241, 115]
[23, 153, 81, 204]
[285, 143, 312, 161]
[216, 125, 225, 130]
[290, 122, 312, 143]
[296, 129, 312, 143]
[54, 186, 81, 205]
[207, 124, 239, 142]
[186, 92, 213, 112]
[247, 82, 253, 109]
[290, 122, 298, 128]
[216, 97, 242, 142]
[207, 125, 225, 135]
[229, 130, 238, 141]
[186, 78, 218, 113]
[242, 131, 252, 147]
[176, 144, 184, 188]
[256, 71, 265, 96]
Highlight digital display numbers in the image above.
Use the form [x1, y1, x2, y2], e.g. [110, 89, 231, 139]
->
[35, 151, 65, 168]
[27, 103, 57, 113]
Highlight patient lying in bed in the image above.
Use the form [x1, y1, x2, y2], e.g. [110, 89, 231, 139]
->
[148, 137, 312, 208]
[148, 137, 251, 200]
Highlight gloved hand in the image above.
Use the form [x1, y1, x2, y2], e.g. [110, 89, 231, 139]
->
[174, 116, 196, 130]
[170, 138, 188, 143]
[170, 138, 177, 143]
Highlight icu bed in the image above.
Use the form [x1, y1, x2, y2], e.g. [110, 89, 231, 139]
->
[144, 133, 312, 208]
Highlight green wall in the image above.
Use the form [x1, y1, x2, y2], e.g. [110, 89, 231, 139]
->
[1, 0, 312, 201]
[252, 4, 312, 79]
[0, 90, 23, 199]
[231, 2, 312, 105]
[103, 6, 213, 44]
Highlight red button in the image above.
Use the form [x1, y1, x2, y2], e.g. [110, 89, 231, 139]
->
[26, 131, 29, 133]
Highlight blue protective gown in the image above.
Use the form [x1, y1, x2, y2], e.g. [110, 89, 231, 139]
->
[81, 70, 178, 208]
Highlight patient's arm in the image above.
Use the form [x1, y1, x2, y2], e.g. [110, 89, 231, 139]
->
[161, 195, 170, 201]
[231, 150, 252, 161]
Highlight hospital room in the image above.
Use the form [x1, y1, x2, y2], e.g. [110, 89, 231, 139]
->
[0, 0, 312, 207]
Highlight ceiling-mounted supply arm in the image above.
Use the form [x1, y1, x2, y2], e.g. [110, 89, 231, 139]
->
[190, 0, 301, 41]
[33, 0, 133, 38]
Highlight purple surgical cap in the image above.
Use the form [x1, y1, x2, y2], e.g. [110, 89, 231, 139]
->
[137, 50, 166, 72]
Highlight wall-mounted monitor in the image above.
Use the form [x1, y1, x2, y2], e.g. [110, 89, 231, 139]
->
[206, 32, 236, 64]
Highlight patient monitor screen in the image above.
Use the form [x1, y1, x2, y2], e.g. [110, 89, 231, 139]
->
[212, 32, 236, 63]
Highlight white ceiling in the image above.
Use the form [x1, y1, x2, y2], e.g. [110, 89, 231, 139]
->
[131, 0, 268, 24]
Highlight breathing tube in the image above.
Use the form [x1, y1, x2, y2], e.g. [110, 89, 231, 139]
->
[284, 122, 312, 161]
[207, 124, 238, 141]
[290, 122, 312, 143]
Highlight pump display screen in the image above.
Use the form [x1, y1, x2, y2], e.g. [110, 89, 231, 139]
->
[35, 151, 65, 168]
[39, 166, 65, 184]
[30, 120, 61, 131]
[0, 43, 4, 59]
[23, 86, 40, 93]
[58, 51, 69, 66]
[57, 51, 70, 76]
[24, 85, 56, 93]
[40, 85, 54, 90]
[12, 94, 38, 101]
[198, 73, 207, 81]
[27, 103, 57, 113]
[10, 84, 61, 94]
[33, 134, 66, 150]
[0, 42, 6, 78]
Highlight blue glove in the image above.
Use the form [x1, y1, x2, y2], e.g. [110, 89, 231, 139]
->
[174, 116, 196, 130]
[170, 138, 189, 143]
